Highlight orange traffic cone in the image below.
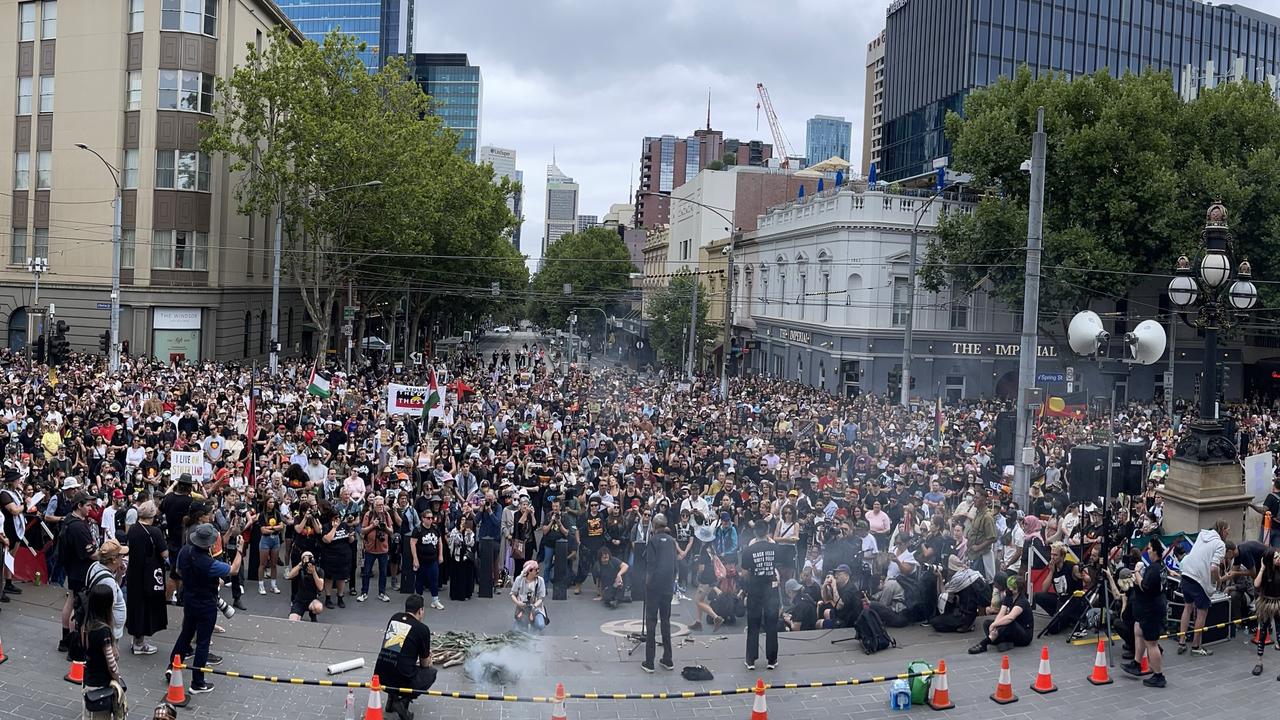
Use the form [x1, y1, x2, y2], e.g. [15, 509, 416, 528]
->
[1030, 645, 1057, 694]
[364, 674, 384, 720]
[0, 631, 7, 665]
[166, 655, 188, 707]
[750, 678, 768, 720]
[1087, 639, 1113, 685]
[927, 659, 955, 711]
[550, 682, 567, 720]
[63, 658, 84, 684]
[990, 655, 1018, 704]
[1137, 652, 1152, 676]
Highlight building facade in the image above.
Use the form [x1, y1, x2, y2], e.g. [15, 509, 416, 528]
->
[477, 145, 522, 249]
[805, 114, 852, 165]
[405, 53, 481, 163]
[543, 163, 578, 253]
[0, 0, 307, 363]
[862, 29, 886, 174]
[276, 0, 383, 70]
[576, 215, 598, 232]
[881, 0, 1280, 182]
[634, 130, 773, 228]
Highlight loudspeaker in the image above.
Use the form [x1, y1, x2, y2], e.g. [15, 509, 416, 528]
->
[477, 537, 495, 599]
[1068, 444, 1106, 503]
[994, 412, 1016, 466]
[1118, 440, 1149, 495]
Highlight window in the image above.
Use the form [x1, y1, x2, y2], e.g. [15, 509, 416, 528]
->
[158, 70, 212, 113]
[120, 229, 136, 268]
[40, 1, 55, 39]
[36, 151, 51, 189]
[949, 293, 970, 330]
[155, 150, 210, 191]
[122, 149, 139, 189]
[18, 2, 35, 41]
[10, 228, 26, 265]
[126, 70, 142, 110]
[128, 0, 144, 32]
[243, 312, 250, 357]
[38, 76, 53, 113]
[33, 228, 48, 259]
[13, 153, 29, 190]
[17, 78, 32, 115]
[162, 0, 216, 37]
[891, 276, 910, 326]
[152, 229, 207, 270]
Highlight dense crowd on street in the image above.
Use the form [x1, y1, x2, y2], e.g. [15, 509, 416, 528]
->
[3, 337, 1280, 717]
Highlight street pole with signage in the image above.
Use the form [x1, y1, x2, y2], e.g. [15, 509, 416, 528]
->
[1012, 107, 1047, 507]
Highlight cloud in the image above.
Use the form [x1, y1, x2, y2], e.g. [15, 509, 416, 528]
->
[413, 0, 891, 263]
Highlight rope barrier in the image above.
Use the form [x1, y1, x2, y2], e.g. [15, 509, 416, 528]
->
[1066, 614, 1257, 646]
[172, 662, 935, 703]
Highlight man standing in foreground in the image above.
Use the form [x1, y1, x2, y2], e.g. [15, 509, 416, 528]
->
[642, 514, 677, 673]
[375, 594, 437, 720]
[741, 524, 781, 670]
[1177, 520, 1229, 656]
[169, 524, 244, 695]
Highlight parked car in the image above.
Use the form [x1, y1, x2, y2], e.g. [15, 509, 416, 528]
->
[493, 325, 512, 334]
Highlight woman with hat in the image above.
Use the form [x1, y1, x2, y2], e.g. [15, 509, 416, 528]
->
[510, 559, 547, 633]
[125, 500, 167, 656]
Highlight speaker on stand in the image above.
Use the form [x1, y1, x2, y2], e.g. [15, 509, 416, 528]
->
[994, 412, 1016, 466]
[1068, 444, 1106, 503]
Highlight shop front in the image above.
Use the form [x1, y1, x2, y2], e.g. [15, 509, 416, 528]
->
[153, 307, 203, 364]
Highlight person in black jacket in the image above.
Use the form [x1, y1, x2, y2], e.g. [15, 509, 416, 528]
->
[59, 490, 97, 655]
[740, 525, 781, 670]
[641, 514, 677, 673]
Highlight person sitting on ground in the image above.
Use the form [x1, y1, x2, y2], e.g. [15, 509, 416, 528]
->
[968, 575, 1034, 653]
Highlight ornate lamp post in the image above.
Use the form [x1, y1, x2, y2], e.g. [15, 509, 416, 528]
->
[1166, 202, 1258, 463]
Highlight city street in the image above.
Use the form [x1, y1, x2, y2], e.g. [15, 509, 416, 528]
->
[2, 580, 1278, 719]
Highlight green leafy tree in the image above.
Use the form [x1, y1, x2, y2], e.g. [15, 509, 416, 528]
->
[646, 274, 715, 368]
[529, 227, 636, 331]
[922, 67, 1280, 329]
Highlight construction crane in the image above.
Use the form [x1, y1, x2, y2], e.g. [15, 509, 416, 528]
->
[755, 82, 793, 169]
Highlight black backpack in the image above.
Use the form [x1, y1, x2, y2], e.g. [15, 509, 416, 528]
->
[854, 604, 896, 655]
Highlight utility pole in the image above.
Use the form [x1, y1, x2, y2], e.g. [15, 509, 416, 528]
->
[1012, 106, 1047, 508]
[1167, 313, 1177, 420]
[346, 278, 354, 372]
[109, 186, 122, 373]
[686, 274, 699, 381]
[269, 200, 283, 375]
[720, 234, 740, 402]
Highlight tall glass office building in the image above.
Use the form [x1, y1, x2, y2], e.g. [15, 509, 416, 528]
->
[882, 0, 1280, 182]
[405, 54, 483, 163]
[805, 115, 853, 164]
[275, 0, 387, 70]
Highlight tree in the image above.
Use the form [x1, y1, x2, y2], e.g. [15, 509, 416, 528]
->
[706, 160, 726, 171]
[202, 29, 518, 358]
[921, 67, 1280, 328]
[646, 274, 714, 368]
[528, 227, 636, 331]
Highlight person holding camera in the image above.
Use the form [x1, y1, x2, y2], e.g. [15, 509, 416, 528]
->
[318, 500, 355, 608]
[538, 502, 570, 586]
[290, 495, 321, 597]
[286, 551, 325, 622]
[167, 523, 246, 696]
[510, 559, 547, 633]
[359, 495, 396, 603]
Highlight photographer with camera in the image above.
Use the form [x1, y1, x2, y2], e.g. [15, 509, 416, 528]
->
[358, 495, 396, 603]
[286, 550, 325, 622]
[221, 496, 255, 611]
[537, 500, 570, 585]
[290, 495, 321, 597]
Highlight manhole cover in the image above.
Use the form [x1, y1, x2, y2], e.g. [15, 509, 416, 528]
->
[600, 618, 691, 639]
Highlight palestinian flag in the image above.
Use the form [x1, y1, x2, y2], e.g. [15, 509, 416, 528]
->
[421, 368, 441, 422]
[307, 364, 332, 398]
[1041, 390, 1086, 419]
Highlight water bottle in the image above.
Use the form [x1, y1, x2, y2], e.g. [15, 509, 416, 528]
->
[34, 571, 42, 587]
[343, 688, 355, 720]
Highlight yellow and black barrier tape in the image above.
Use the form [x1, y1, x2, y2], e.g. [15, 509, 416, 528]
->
[1067, 614, 1257, 646]
[172, 662, 935, 702]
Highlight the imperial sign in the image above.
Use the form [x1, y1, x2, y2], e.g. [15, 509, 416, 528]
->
[952, 342, 1059, 358]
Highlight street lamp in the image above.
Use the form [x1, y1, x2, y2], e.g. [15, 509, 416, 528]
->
[75, 143, 123, 373]
[1166, 201, 1258, 462]
[270, 180, 383, 374]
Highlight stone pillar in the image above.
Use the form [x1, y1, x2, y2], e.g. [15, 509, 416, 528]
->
[1160, 458, 1252, 536]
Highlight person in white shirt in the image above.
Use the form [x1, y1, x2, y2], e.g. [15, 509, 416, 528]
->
[1176, 521, 1230, 655]
[877, 536, 917, 614]
[100, 490, 125, 542]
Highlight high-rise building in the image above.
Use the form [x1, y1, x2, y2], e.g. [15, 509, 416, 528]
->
[544, 164, 579, 254]
[881, 0, 1280, 182]
[0, 0, 307, 361]
[576, 215, 599, 232]
[477, 145, 522, 249]
[276, 0, 384, 70]
[635, 129, 772, 228]
[862, 30, 886, 175]
[805, 115, 852, 165]
[380, 0, 411, 59]
[405, 53, 482, 163]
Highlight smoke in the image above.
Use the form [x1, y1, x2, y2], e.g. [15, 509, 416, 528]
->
[463, 641, 544, 689]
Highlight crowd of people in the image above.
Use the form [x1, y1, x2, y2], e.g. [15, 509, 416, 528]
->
[2, 338, 1280, 716]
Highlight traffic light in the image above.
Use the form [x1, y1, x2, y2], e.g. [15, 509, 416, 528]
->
[729, 336, 742, 359]
[98, 331, 110, 354]
[48, 321, 70, 365]
[887, 366, 902, 399]
[33, 335, 45, 364]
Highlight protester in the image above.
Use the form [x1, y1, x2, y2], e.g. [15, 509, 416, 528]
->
[1123, 537, 1168, 687]
[1178, 521, 1229, 657]
[168, 523, 245, 696]
[510, 560, 547, 633]
[374, 594, 437, 720]
[82, 583, 128, 719]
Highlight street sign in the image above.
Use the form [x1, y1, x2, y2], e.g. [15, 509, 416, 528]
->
[1036, 371, 1065, 383]
[343, 305, 357, 321]
[1164, 370, 1174, 387]
[341, 324, 353, 336]
[95, 302, 111, 310]
[1065, 366, 1075, 382]
[410, 351, 423, 366]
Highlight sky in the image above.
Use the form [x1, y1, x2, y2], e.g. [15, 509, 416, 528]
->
[414, 0, 896, 266]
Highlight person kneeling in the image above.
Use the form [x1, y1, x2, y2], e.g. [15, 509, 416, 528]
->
[969, 575, 1033, 654]
[287, 552, 324, 622]
[374, 594, 437, 720]
[597, 547, 628, 609]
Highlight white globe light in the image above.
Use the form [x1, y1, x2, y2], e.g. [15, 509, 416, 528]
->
[1229, 279, 1258, 310]
[1200, 251, 1231, 288]
[1167, 274, 1198, 307]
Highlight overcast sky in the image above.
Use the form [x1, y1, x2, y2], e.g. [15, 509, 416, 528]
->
[415, 0, 895, 266]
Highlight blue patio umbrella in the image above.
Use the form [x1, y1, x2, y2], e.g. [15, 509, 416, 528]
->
[798, 185, 805, 199]
[868, 162, 878, 184]
[817, 177, 825, 192]
[835, 170, 845, 186]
